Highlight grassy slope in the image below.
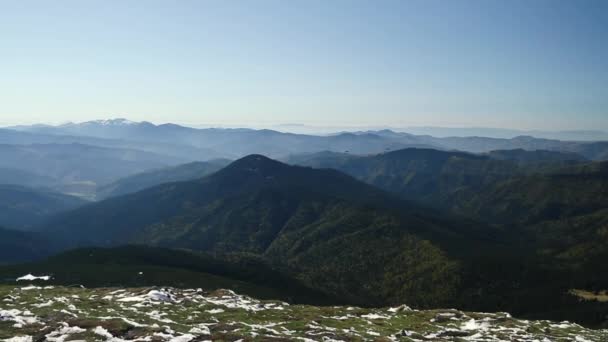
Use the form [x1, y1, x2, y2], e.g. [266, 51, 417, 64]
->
[0, 285, 606, 341]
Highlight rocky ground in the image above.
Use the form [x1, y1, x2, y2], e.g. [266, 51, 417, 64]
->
[1, 284, 607, 341]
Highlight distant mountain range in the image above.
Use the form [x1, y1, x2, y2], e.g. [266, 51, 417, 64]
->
[8, 119, 608, 162]
[398, 126, 608, 141]
[252, 123, 608, 141]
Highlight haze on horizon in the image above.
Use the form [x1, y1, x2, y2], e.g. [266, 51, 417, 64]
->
[1, 0, 607, 131]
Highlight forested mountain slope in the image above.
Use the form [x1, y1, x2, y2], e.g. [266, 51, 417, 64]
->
[0, 227, 53, 263]
[0, 185, 87, 230]
[41, 155, 501, 308]
[96, 159, 230, 199]
[25, 154, 608, 325]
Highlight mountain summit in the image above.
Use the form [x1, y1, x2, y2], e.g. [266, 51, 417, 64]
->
[61, 118, 143, 127]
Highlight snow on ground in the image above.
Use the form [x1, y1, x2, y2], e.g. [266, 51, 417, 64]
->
[2, 337, 32, 342]
[0, 285, 606, 341]
[15, 274, 50, 282]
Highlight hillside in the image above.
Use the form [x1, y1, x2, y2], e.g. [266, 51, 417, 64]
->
[448, 162, 608, 263]
[0, 246, 332, 305]
[0, 168, 57, 189]
[0, 185, 87, 230]
[282, 150, 360, 168]
[485, 148, 587, 163]
[1, 285, 605, 341]
[0, 227, 53, 263]
[289, 149, 608, 259]
[288, 148, 601, 216]
[0, 143, 184, 198]
[566, 141, 608, 161]
[42, 155, 481, 308]
[96, 159, 230, 199]
[33, 155, 608, 326]
[286, 149, 608, 319]
[450, 163, 608, 224]
[288, 148, 521, 206]
[44, 155, 408, 245]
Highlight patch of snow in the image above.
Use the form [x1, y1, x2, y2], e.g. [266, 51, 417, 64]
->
[45, 323, 86, 342]
[16, 274, 50, 281]
[98, 316, 148, 327]
[146, 310, 176, 324]
[148, 289, 174, 302]
[154, 332, 195, 341]
[388, 304, 411, 312]
[93, 326, 112, 337]
[461, 318, 490, 331]
[361, 313, 390, 320]
[59, 310, 77, 317]
[33, 300, 54, 308]
[19, 286, 41, 291]
[2, 337, 33, 342]
[0, 309, 38, 326]
[116, 296, 145, 302]
[205, 308, 224, 314]
[169, 335, 196, 342]
[189, 325, 211, 335]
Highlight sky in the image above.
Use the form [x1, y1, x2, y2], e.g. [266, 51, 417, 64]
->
[0, 0, 607, 130]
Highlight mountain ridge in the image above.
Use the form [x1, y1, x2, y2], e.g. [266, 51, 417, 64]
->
[10, 120, 608, 160]
[38, 154, 499, 307]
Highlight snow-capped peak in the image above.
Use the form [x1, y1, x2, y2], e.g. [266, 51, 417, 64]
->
[90, 118, 138, 126]
[59, 118, 144, 128]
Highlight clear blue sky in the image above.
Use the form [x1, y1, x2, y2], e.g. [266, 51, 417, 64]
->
[0, 0, 606, 130]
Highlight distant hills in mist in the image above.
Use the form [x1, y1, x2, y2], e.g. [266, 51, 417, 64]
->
[7, 118, 608, 141]
[0, 118, 606, 201]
